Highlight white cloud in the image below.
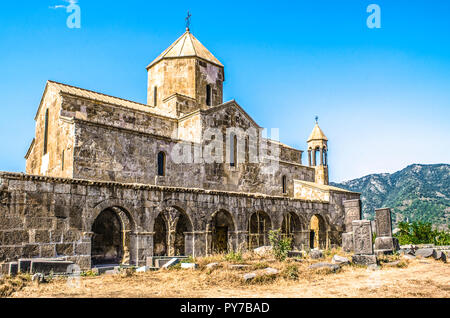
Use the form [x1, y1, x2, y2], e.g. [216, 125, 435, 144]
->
[49, 0, 78, 10]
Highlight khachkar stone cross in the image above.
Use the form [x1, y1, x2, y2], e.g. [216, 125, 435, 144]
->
[185, 11, 192, 31]
[352, 220, 373, 255]
[342, 199, 362, 252]
[374, 208, 400, 254]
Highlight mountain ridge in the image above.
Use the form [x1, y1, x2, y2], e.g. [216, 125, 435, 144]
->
[331, 163, 450, 229]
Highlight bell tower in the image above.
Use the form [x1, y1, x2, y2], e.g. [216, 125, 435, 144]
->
[146, 28, 225, 117]
[307, 117, 329, 185]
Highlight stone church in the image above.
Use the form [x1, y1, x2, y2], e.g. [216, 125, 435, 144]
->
[0, 28, 360, 269]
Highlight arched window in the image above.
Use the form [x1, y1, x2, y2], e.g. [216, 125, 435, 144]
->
[157, 151, 166, 176]
[282, 175, 287, 194]
[43, 109, 49, 155]
[230, 133, 237, 167]
[206, 84, 212, 106]
[153, 86, 158, 106]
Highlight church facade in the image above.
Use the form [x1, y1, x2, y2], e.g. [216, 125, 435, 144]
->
[0, 29, 360, 269]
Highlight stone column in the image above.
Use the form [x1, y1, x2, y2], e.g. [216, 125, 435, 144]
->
[324, 150, 328, 166]
[320, 148, 324, 166]
[308, 150, 312, 166]
[184, 232, 194, 257]
[234, 230, 249, 252]
[133, 231, 154, 267]
[312, 150, 316, 166]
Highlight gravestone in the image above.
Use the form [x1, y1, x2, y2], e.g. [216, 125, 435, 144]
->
[352, 220, 373, 255]
[374, 208, 399, 254]
[342, 200, 362, 252]
[344, 200, 362, 232]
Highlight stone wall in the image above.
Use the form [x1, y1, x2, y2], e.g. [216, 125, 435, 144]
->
[0, 172, 339, 270]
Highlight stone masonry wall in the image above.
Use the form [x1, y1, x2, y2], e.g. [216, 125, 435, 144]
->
[0, 172, 337, 270]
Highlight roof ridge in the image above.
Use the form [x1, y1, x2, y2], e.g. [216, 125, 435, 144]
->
[48, 80, 148, 107]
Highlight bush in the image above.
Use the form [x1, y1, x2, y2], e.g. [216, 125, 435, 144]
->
[268, 229, 292, 261]
[395, 221, 450, 245]
[224, 251, 243, 262]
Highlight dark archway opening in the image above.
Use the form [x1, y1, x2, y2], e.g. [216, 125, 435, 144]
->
[174, 211, 193, 256]
[154, 213, 168, 256]
[310, 214, 327, 249]
[91, 209, 123, 266]
[281, 212, 301, 249]
[211, 210, 234, 254]
[248, 211, 271, 249]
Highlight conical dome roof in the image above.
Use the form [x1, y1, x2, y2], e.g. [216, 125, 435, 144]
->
[147, 30, 224, 69]
[307, 124, 328, 142]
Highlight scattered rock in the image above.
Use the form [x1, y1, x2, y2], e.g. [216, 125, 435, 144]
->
[104, 269, 119, 275]
[181, 263, 198, 269]
[352, 254, 377, 266]
[243, 273, 257, 282]
[206, 263, 219, 269]
[263, 267, 279, 275]
[136, 266, 150, 273]
[228, 264, 250, 270]
[287, 251, 304, 258]
[161, 258, 180, 269]
[332, 255, 350, 265]
[32, 273, 45, 284]
[415, 248, 437, 259]
[434, 251, 447, 263]
[402, 254, 416, 261]
[309, 250, 324, 259]
[367, 264, 381, 271]
[309, 262, 340, 272]
[253, 246, 273, 256]
[383, 261, 400, 267]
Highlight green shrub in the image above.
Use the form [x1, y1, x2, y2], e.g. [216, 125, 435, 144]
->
[395, 221, 450, 245]
[268, 229, 292, 261]
[224, 251, 243, 262]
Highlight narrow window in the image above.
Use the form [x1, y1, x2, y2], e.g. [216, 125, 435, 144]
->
[154, 86, 158, 106]
[61, 150, 65, 171]
[230, 134, 237, 167]
[43, 109, 49, 155]
[206, 84, 212, 106]
[282, 175, 287, 194]
[157, 151, 166, 176]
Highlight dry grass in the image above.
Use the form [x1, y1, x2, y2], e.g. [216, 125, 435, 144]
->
[0, 274, 31, 297]
[7, 251, 450, 298]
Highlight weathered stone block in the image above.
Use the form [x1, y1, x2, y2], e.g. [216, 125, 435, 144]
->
[375, 208, 393, 237]
[352, 220, 373, 255]
[352, 254, 377, 266]
[343, 199, 361, 232]
[342, 232, 353, 252]
[56, 243, 74, 256]
[40, 244, 56, 258]
[375, 236, 399, 253]
[23, 244, 40, 258]
[30, 260, 74, 275]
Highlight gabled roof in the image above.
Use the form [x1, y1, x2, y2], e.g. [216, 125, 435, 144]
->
[34, 80, 177, 121]
[147, 30, 224, 69]
[307, 123, 328, 142]
[202, 100, 261, 129]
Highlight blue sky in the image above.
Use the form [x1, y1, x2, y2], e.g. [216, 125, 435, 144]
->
[0, 0, 449, 182]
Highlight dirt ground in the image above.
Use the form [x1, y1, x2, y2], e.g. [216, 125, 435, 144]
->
[8, 253, 450, 298]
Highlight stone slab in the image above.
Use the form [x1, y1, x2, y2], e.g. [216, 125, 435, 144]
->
[332, 255, 350, 265]
[30, 260, 74, 275]
[309, 262, 340, 272]
[352, 220, 373, 255]
[342, 232, 354, 253]
[375, 208, 393, 237]
[161, 258, 180, 269]
[352, 254, 377, 266]
[416, 248, 437, 259]
[375, 236, 399, 252]
[343, 199, 361, 232]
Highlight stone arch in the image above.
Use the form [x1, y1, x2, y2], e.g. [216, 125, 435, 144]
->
[90, 206, 134, 266]
[208, 209, 236, 254]
[309, 214, 328, 249]
[153, 211, 168, 256]
[173, 207, 194, 256]
[281, 212, 308, 250]
[248, 211, 272, 249]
